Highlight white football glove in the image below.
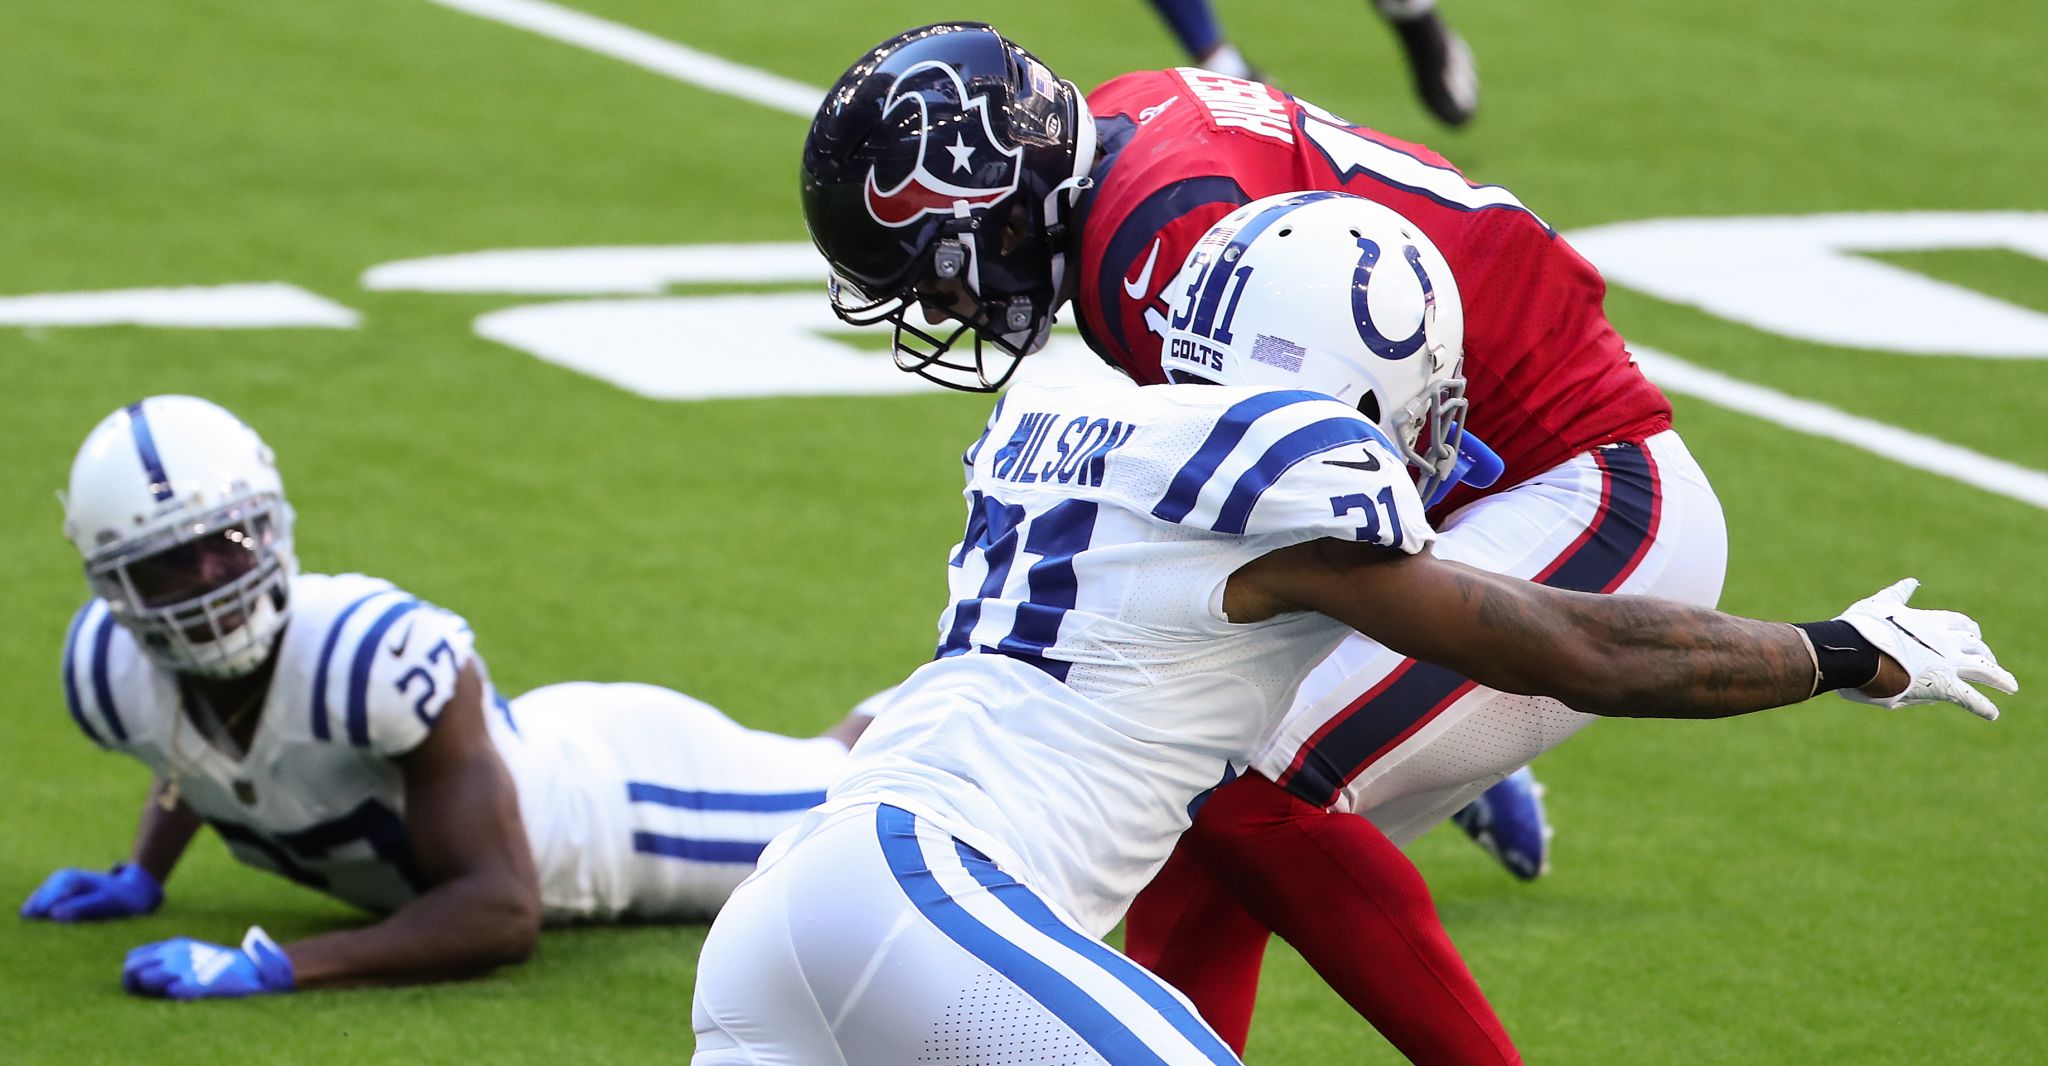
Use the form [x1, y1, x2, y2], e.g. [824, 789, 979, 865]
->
[1836, 578, 2017, 721]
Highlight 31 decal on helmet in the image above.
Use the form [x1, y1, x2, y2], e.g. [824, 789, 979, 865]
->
[62, 396, 297, 678]
[1161, 192, 1504, 506]
[801, 22, 1096, 391]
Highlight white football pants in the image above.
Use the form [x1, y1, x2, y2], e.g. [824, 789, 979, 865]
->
[1252, 430, 1728, 841]
[691, 802, 1240, 1065]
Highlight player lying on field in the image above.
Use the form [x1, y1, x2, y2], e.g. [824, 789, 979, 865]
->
[21, 396, 872, 999]
[797, 21, 1741, 1056]
[689, 182, 2015, 1063]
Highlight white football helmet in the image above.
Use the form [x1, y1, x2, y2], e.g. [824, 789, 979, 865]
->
[1161, 190, 1497, 505]
[62, 396, 297, 678]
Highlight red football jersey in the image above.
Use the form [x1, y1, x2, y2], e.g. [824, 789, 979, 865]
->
[1073, 69, 1671, 510]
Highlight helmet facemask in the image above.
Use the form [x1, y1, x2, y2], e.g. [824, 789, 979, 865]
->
[86, 493, 295, 679]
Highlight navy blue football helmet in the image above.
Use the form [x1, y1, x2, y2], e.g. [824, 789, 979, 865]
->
[801, 23, 1096, 390]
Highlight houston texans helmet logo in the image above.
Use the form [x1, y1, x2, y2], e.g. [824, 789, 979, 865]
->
[863, 61, 1023, 228]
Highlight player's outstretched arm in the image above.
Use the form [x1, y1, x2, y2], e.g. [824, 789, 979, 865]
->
[21, 777, 198, 922]
[283, 660, 542, 988]
[121, 663, 541, 999]
[1231, 542, 2015, 720]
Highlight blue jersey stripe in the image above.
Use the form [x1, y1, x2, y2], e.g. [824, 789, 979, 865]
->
[631, 831, 769, 864]
[310, 591, 389, 741]
[61, 603, 107, 748]
[951, 838, 1238, 1064]
[124, 401, 175, 502]
[88, 609, 129, 743]
[1152, 390, 1334, 524]
[625, 782, 826, 812]
[1212, 416, 1388, 534]
[877, 806, 1225, 1065]
[345, 599, 420, 747]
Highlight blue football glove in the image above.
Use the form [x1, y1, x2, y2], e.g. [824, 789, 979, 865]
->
[20, 863, 163, 922]
[123, 926, 295, 1000]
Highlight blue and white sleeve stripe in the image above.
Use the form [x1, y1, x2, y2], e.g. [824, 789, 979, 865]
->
[344, 598, 419, 747]
[310, 589, 408, 744]
[1209, 417, 1385, 534]
[61, 602, 109, 748]
[85, 605, 131, 744]
[1154, 392, 1394, 534]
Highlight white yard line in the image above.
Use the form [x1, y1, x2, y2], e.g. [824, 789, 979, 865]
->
[422, 0, 824, 116]
[421, 0, 2048, 514]
[1634, 347, 2048, 511]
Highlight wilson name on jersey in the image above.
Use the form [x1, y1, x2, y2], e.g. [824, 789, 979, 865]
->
[62, 573, 476, 912]
[828, 378, 1434, 934]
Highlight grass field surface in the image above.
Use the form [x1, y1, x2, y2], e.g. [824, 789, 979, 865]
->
[2, 0, 2042, 1061]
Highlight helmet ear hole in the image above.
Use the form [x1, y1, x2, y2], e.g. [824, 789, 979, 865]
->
[1357, 391, 1382, 424]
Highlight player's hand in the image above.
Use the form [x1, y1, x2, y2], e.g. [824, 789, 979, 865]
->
[122, 926, 295, 1000]
[20, 863, 162, 922]
[1837, 579, 2017, 721]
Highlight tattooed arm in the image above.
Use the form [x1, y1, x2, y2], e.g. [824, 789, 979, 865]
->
[1226, 541, 1911, 718]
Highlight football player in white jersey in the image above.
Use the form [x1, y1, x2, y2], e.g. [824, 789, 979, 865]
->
[22, 396, 871, 999]
[690, 192, 2015, 1064]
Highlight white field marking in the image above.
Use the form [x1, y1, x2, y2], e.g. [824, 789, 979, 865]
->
[0, 283, 360, 329]
[1569, 213, 2048, 357]
[471, 290, 1109, 402]
[363, 243, 827, 293]
[421, 0, 823, 117]
[1632, 346, 2048, 511]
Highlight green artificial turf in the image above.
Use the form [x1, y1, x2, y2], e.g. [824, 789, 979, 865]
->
[2, 0, 2042, 1061]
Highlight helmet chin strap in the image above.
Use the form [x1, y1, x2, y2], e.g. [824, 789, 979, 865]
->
[1032, 86, 1099, 355]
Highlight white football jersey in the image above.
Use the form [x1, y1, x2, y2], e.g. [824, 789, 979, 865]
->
[821, 378, 1434, 935]
[61, 573, 848, 920]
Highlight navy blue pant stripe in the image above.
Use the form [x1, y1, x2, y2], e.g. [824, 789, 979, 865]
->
[951, 839, 1239, 1064]
[1281, 443, 1662, 807]
[1532, 444, 1660, 594]
[877, 805, 1230, 1066]
[631, 832, 769, 864]
[625, 782, 826, 812]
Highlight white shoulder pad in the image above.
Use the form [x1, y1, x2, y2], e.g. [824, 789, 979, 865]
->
[61, 599, 138, 751]
[305, 584, 477, 757]
[1148, 390, 1434, 553]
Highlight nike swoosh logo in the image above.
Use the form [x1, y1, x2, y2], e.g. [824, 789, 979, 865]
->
[387, 619, 415, 657]
[1123, 239, 1164, 300]
[1323, 455, 1382, 472]
[1886, 616, 1939, 655]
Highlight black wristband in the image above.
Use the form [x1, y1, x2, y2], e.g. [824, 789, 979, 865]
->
[1794, 620, 1882, 691]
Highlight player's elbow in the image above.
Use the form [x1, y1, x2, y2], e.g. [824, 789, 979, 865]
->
[469, 876, 543, 969]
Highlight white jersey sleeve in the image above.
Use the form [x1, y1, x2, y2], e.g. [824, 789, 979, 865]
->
[1144, 390, 1434, 553]
[304, 581, 478, 758]
[60, 599, 135, 751]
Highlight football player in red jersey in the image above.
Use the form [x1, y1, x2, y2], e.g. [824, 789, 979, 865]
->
[799, 24, 1710, 1062]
